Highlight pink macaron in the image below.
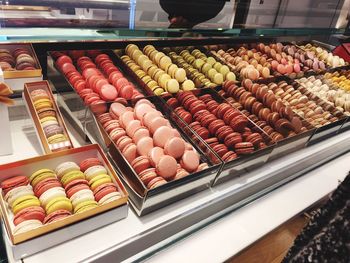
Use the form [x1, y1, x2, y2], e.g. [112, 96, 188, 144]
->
[136, 137, 154, 156]
[164, 137, 185, 159]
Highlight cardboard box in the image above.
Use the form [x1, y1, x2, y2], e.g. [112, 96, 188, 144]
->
[0, 43, 42, 79]
[23, 80, 74, 153]
[0, 144, 128, 259]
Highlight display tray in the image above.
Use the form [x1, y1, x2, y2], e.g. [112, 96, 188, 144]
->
[86, 96, 221, 216]
[214, 85, 315, 162]
[0, 43, 42, 79]
[0, 144, 128, 260]
[23, 80, 74, 153]
[294, 41, 349, 68]
[160, 88, 276, 185]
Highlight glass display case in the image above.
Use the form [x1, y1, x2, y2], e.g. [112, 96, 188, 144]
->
[0, 0, 350, 262]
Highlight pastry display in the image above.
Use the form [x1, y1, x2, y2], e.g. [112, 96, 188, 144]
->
[121, 44, 196, 95]
[0, 47, 38, 71]
[0, 157, 122, 235]
[209, 45, 272, 81]
[52, 51, 144, 106]
[323, 70, 350, 92]
[220, 80, 311, 141]
[299, 43, 347, 68]
[265, 81, 340, 127]
[95, 98, 210, 188]
[296, 76, 350, 115]
[164, 91, 271, 162]
[29, 88, 72, 151]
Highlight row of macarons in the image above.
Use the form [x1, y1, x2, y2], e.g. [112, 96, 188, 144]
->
[1, 157, 121, 235]
[96, 98, 209, 189]
[30, 88, 72, 150]
[52, 51, 144, 105]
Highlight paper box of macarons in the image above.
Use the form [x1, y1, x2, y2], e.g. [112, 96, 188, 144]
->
[88, 96, 222, 216]
[23, 80, 74, 154]
[0, 144, 128, 260]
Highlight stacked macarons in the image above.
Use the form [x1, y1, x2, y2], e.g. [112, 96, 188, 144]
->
[1, 175, 44, 234]
[55, 161, 97, 214]
[80, 158, 121, 205]
[123, 44, 196, 95]
[30, 88, 72, 151]
[96, 98, 209, 189]
[0, 47, 38, 71]
[30, 169, 72, 223]
[53, 51, 143, 108]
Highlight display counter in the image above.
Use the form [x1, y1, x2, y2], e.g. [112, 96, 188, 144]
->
[2, 98, 350, 262]
[0, 35, 349, 262]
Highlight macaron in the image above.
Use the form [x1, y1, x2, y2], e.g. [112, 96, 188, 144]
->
[13, 219, 43, 235]
[54, 164, 80, 181]
[79, 158, 102, 172]
[12, 195, 41, 215]
[29, 169, 57, 188]
[93, 183, 118, 203]
[136, 137, 154, 156]
[147, 177, 167, 189]
[45, 196, 73, 215]
[88, 174, 112, 191]
[155, 155, 177, 179]
[43, 209, 72, 224]
[70, 188, 95, 208]
[1, 175, 30, 196]
[4, 185, 34, 208]
[13, 206, 45, 226]
[131, 156, 151, 174]
[164, 137, 185, 159]
[84, 165, 108, 181]
[74, 200, 98, 214]
[153, 126, 174, 148]
[64, 179, 90, 199]
[39, 187, 67, 209]
[98, 191, 122, 205]
[60, 170, 85, 187]
[33, 177, 62, 197]
[180, 150, 200, 172]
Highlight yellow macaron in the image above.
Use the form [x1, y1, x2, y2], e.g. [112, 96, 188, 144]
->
[12, 195, 41, 215]
[47, 134, 68, 144]
[74, 200, 98, 214]
[89, 174, 112, 191]
[40, 116, 57, 124]
[34, 99, 53, 110]
[45, 196, 73, 214]
[61, 170, 85, 187]
[30, 169, 57, 187]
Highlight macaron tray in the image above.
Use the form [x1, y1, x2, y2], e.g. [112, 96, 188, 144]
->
[295, 41, 348, 68]
[23, 80, 73, 153]
[88, 96, 221, 214]
[206, 42, 328, 82]
[161, 88, 277, 183]
[114, 45, 199, 96]
[0, 144, 128, 245]
[0, 43, 42, 79]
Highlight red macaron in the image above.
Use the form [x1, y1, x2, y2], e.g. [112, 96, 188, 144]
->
[13, 206, 46, 226]
[79, 158, 102, 172]
[93, 183, 118, 202]
[1, 175, 30, 196]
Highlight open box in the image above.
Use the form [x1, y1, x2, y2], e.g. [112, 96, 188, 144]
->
[160, 88, 277, 186]
[86, 96, 222, 216]
[0, 144, 128, 260]
[23, 80, 73, 154]
[0, 43, 43, 91]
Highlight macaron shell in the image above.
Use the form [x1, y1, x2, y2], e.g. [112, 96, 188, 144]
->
[13, 206, 46, 226]
[180, 150, 200, 172]
[39, 187, 67, 208]
[153, 126, 174, 147]
[79, 158, 102, 172]
[43, 209, 72, 224]
[164, 137, 185, 159]
[156, 155, 177, 179]
[5, 185, 34, 208]
[93, 183, 118, 202]
[12, 195, 41, 215]
[84, 165, 107, 181]
[98, 192, 121, 205]
[45, 196, 73, 214]
[13, 219, 43, 235]
[89, 174, 112, 191]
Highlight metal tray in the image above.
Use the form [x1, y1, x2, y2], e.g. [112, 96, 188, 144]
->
[86, 96, 222, 216]
[160, 88, 276, 186]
